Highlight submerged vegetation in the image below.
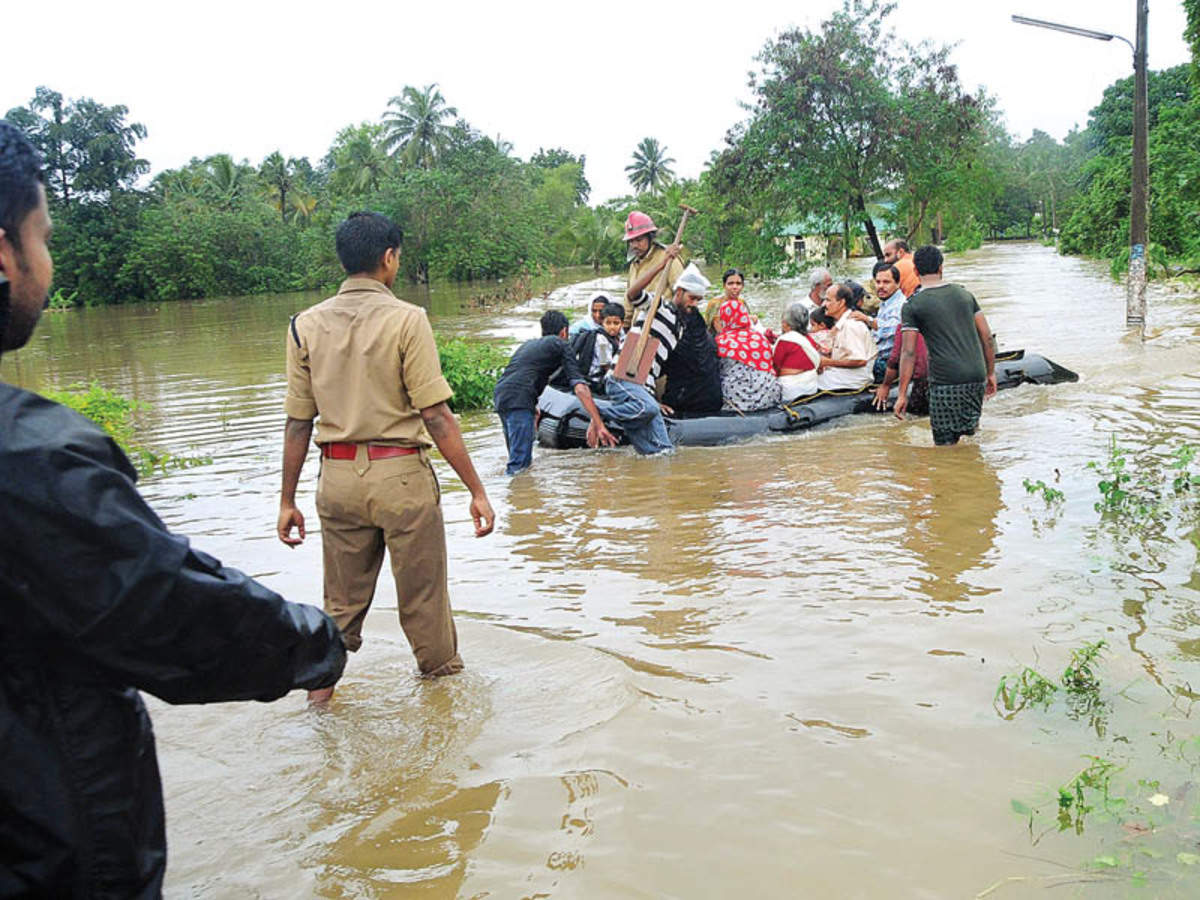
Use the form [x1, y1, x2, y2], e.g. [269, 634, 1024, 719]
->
[998, 433, 1200, 890]
[999, 635, 1200, 887]
[8, 1, 1199, 307]
[435, 337, 508, 413]
[41, 383, 213, 478]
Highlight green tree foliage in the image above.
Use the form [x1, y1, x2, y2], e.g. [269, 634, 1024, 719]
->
[203, 154, 255, 210]
[531, 147, 591, 203]
[1188, 0, 1200, 85]
[625, 138, 676, 194]
[714, 0, 991, 260]
[120, 199, 328, 300]
[5, 87, 148, 207]
[328, 123, 392, 196]
[382, 83, 458, 169]
[1085, 65, 1193, 149]
[48, 194, 144, 305]
[565, 207, 621, 272]
[1058, 65, 1200, 270]
[258, 151, 296, 222]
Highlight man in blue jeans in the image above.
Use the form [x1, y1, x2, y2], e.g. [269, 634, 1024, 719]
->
[590, 262, 716, 455]
[594, 376, 674, 454]
[493, 310, 615, 474]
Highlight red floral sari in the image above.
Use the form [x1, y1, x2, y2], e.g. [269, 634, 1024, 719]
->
[715, 299, 774, 373]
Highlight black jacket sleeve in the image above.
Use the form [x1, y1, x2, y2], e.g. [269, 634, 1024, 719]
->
[0, 390, 345, 703]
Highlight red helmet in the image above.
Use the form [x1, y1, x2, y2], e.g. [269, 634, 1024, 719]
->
[623, 211, 657, 242]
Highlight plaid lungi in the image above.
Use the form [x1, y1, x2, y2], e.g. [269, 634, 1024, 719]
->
[928, 381, 985, 446]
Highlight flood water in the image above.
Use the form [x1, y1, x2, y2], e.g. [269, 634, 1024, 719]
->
[6, 245, 1200, 898]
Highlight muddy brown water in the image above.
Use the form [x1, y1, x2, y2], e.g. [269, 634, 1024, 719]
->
[6, 245, 1200, 898]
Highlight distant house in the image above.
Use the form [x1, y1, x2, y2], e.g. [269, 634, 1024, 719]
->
[777, 202, 905, 261]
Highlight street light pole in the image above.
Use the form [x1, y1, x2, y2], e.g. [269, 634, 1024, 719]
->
[1012, 5, 1149, 338]
[1128, 0, 1149, 334]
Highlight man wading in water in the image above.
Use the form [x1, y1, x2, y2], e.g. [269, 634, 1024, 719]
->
[894, 244, 997, 445]
[0, 119, 346, 898]
[278, 212, 495, 700]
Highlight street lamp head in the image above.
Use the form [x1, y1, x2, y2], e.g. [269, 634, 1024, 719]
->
[1010, 14, 1134, 52]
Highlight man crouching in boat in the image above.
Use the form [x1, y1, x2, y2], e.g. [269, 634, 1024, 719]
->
[587, 263, 712, 454]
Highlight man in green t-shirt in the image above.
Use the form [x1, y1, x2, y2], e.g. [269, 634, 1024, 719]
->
[894, 245, 996, 445]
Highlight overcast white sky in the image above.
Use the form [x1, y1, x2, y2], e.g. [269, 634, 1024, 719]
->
[4, 0, 1191, 204]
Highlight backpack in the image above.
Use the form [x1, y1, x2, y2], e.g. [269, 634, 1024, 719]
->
[549, 328, 602, 392]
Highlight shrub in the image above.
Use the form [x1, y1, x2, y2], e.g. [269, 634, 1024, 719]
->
[436, 337, 509, 412]
[40, 382, 211, 478]
[41, 382, 138, 448]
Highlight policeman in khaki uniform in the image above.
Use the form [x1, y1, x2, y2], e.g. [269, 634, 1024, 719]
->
[277, 212, 495, 702]
[622, 210, 683, 327]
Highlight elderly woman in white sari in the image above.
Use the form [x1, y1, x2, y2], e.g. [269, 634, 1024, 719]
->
[772, 301, 822, 402]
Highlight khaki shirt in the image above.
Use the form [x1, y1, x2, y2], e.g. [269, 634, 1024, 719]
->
[625, 242, 684, 323]
[284, 277, 452, 447]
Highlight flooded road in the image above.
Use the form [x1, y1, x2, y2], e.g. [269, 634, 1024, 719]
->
[7, 245, 1200, 897]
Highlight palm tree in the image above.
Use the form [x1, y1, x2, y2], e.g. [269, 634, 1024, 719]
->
[204, 154, 253, 209]
[381, 83, 458, 169]
[154, 169, 204, 207]
[569, 210, 619, 273]
[288, 190, 318, 227]
[331, 129, 391, 195]
[491, 133, 514, 157]
[259, 151, 294, 222]
[625, 138, 676, 194]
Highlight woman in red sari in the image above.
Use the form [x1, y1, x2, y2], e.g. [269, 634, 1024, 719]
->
[715, 291, 781, 411]
[705, 268, 757, 333]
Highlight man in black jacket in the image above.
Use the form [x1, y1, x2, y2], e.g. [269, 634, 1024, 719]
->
[662, 284, 721, 415]
[493, 310, 615, 475]
[0, 121, 346, 897]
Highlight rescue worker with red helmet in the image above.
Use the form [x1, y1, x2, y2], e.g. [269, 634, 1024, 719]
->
[623, 211, 684, 327]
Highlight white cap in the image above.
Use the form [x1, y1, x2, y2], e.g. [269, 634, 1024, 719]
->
[674, 262, 710, 296]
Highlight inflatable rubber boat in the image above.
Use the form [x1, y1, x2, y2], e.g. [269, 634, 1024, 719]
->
[535, 350, 1078, 449]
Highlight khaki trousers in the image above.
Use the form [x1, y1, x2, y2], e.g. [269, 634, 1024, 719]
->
[315, 448, 462, 676]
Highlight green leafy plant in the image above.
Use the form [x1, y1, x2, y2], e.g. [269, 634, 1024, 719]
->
[1023, 477, 1064, 504]
[944, 217, 985, 252]
[47, 287, 80, 310]
[1169, 444, 1200, 494]
[1087, 437, 1200, 532]
[41, 382, 139, 448]
[1061, 640, 1110, 737]
[40, 382, 211, 478]
[995, 640, 1109, 725]
[1089, 435, 1138, 514]
[995, 666, 1059, 717]
[1062, 640, 1106, 693]
[436, 337, 509, 412]
[1056, 755, 1122, 835]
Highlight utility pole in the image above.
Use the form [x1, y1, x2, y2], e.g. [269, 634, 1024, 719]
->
[1012, 4, 1150, 339]
[1127, 0, 1149, 335]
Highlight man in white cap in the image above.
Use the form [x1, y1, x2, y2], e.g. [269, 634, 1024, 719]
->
[662, 264, 723, 414]
[588, 262, 712, 454]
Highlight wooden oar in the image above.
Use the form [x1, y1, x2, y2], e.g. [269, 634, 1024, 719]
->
[614, 203, 699, 383]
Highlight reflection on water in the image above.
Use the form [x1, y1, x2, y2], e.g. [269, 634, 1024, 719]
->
[6, 245, 1200, 897]
[886, 440, 1002, 609]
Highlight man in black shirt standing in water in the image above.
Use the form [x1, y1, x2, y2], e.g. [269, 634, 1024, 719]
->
[894, 245, 997, 445]
[493, 309, 615, 474]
